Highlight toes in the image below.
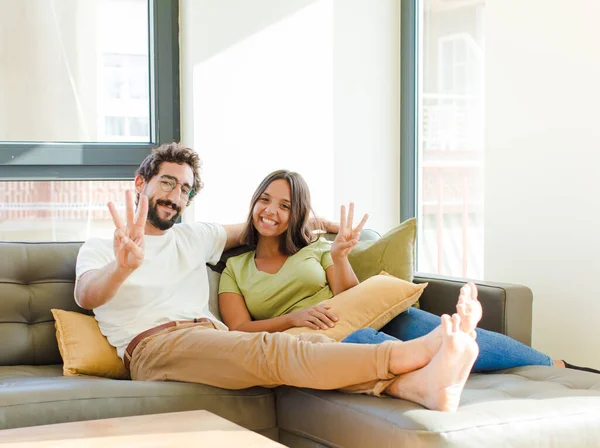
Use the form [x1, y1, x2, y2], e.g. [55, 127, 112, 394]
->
[460, 284, 470, 298]
[451, 314, 461, 333]
[467, 282, 478, 300]
[441, 314, 452, 334]
[457, 303, 467, 316]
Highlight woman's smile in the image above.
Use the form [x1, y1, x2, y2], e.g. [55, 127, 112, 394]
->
[260, 216, 278, 226]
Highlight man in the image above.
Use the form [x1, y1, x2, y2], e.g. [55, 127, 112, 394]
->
[75, 142, 479, 412]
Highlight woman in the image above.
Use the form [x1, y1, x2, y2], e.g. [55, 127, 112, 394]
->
[219, 170, 595, 374]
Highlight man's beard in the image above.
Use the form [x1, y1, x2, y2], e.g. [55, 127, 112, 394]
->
[147, 198, 181, 231]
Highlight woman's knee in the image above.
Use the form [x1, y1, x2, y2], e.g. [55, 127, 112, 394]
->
[342, 328, 399, 344]
[381, 307, 440, 340]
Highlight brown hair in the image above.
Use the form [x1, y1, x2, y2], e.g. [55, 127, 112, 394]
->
[135, 142, 203, 205]
[240, 170, 320, 255]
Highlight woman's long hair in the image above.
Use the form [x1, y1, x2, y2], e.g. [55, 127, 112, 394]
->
[240, 170, 320, 255]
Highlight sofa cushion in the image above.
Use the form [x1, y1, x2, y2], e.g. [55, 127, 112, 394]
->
[276, 366, 600, 448]
[283, 273, 426, 340]
[0, 365, 276, 433]
[0, 242, 86, 367]
[348, 218, 416, 283]
[51, 309, 129, 380]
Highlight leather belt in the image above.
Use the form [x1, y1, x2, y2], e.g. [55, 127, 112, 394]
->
[123, 318, 213, 371]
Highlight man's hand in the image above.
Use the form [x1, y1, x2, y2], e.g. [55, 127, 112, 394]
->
[288, 304, 338, 330]
[320, 217, 340, 234]
[330, 203, 368, 261]
[107, 190, 149, 272]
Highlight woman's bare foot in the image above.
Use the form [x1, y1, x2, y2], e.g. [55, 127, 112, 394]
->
[456, 282, 482, 338]
[385, 314, 479, 412]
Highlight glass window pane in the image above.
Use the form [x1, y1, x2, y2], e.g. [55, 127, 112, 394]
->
[0, 181, 131, 241]
[417, 1, 485, 278]
[0, 0, 150, 143]
[130, 117, 149, 137]
[105, 116, 126, 136]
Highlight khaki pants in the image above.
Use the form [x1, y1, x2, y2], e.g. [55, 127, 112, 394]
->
[130, 322, 396, 396]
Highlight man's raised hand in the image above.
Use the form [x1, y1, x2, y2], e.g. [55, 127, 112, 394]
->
[330, 203, 368, 261]
[107, 190, 149, 272]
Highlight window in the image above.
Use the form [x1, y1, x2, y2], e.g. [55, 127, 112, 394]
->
[104, 116, 149, 140]
[100, 53, 150, 141]
[0, 0, 179, 241]
[0, 180, 131, 241]
[0, 0, 179, 180]
[402, 0, 485, 278]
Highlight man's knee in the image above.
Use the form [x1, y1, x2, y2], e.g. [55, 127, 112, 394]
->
[295, 332, 337, 344]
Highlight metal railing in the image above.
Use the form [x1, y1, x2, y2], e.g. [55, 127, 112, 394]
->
[418, 93, 484, 278]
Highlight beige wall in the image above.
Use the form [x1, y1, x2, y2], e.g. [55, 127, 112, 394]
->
[485, 0, 600, 368]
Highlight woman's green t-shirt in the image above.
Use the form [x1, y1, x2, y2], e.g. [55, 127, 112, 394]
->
[218, 239, 334, 320]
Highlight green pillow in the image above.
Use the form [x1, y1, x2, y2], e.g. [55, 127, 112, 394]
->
[348, 218, 416, 283]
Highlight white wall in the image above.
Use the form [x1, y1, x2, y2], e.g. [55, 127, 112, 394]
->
[333, 0, 401, 233]
[485, 0, 600, 368]
[180, 0, 400, 234]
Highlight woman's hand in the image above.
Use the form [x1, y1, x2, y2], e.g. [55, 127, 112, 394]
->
[288, 304, 338, 330]
[330, 203, 368, 262]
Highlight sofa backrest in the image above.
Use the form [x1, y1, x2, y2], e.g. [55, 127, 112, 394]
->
[0, 229, 380, 367]
[0, 240, 228, 367]
[0, 242, 86, 366]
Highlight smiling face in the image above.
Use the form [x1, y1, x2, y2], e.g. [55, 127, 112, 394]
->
[252, 179, 292, 239]
[135, 161, 195, 234]
[241, 170, 315, 255]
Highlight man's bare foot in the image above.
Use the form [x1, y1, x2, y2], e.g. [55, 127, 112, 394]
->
[388, 326, 443, 375]
[387, 285, 481, 376]
[385, 314, 479, 412]
[456, 282, 482, 338]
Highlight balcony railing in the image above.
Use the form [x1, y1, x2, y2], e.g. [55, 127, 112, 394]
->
[418, 93, 484, 279]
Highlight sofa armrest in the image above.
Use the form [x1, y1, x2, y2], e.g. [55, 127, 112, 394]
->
[413, 273, 533, 346]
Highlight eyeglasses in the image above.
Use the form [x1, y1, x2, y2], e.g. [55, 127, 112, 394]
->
[158, 177, 195, 202]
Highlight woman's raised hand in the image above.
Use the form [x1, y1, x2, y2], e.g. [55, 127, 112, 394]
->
[330, 203, 368, 261]
[107, 190, 149, 272]
[288, 303, 338, 330]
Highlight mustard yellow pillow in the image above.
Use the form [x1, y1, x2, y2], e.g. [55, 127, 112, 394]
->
[51, 309, 129, 380]
[283, 273, 427, 341]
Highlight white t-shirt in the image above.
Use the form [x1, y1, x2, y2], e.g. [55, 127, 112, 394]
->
[75, 222, 228, 359]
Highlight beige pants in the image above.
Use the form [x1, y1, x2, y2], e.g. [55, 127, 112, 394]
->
[130, 322, 396, 396]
